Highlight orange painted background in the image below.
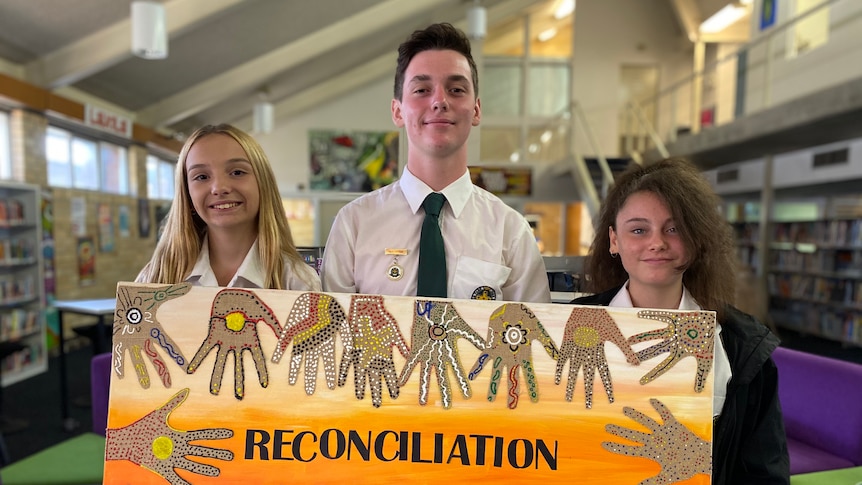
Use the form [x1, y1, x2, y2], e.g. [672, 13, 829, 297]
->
[104, 284, 714, 484]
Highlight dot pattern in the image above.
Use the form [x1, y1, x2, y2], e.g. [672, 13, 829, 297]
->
[554, 307, 639, 409]
[187, 289, 283, 400]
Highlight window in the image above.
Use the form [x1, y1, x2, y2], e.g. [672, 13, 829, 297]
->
[0, 111, 10, 179]
[100, 142, 129, 194]
[788, 0, 829, 58]
[146, 154, 175, 200]
[46, 126, 130, 194]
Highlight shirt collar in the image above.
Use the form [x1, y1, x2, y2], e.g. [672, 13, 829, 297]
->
[609, 281, 702, 311]
[186, 234, 264, 288]
[399, 166, 472, 218]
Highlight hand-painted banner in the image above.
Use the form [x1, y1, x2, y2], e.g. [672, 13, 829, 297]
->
[104, 283, 715, 484]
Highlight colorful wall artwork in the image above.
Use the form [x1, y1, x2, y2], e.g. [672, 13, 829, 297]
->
[309, 130, 399, 192]
[104, 283, 715, 484]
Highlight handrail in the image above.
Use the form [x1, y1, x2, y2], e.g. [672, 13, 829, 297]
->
[623, 101, 669, 159]
[628, 0, 854, 145]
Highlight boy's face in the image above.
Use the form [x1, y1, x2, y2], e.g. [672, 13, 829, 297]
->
[391, 49, 481, 162]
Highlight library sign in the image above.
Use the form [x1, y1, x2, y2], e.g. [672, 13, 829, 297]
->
[103, 283, 715, 484]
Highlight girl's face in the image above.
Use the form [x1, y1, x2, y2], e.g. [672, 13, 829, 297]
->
[185, 133, 260, 236]
[609, 191, 689, 296]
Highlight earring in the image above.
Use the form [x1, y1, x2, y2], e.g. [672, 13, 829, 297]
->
[610, 251, 618, 258]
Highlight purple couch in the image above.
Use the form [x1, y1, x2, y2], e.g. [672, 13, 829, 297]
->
[772, 346, 862, 475]
[91, 352, 112, 436]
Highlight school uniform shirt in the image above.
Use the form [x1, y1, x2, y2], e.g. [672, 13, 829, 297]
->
[604, 282, 732, 418]
[321, 167, 551, 303]
[186, 236, 321, 290]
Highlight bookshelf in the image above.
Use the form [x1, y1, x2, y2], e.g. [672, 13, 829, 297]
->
[0, 181, 47, 386]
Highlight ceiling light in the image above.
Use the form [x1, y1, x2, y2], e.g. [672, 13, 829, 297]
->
[700, 3, 747, 34]
[554, 0, 575, 20]
[131, 1, 168, 59]
[253, 91, 274, 134]
[540, 130, 553, 143]
[538, 28, 558, 42]
[467, 3, 487, 40]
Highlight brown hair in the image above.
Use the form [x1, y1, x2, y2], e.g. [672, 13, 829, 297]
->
[585, 157, 737, 319]
[393, 22, 478, 101]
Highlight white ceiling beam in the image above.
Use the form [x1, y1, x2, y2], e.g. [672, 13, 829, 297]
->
[230, 0, 546, 129]
[136, 0, 452, 128]
[25, 0, 245, 89]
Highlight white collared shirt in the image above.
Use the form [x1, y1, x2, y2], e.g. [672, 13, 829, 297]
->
[609, 282, 732, 417]
[186, 235, 321, 291]
[321, 167, 550, 303]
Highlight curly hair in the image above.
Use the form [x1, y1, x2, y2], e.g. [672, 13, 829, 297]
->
[393, 22, 478, 101]
[584, 157, 737, 320]
[136, 124, 311, 290]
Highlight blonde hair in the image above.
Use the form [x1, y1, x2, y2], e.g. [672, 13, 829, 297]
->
[137, 124, 309, 289]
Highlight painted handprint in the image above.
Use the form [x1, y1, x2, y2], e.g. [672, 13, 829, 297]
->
[271, 292, 346, 395]
[338, 294, 410, 408]
[105, 388, 233, 485]
[399, 300, 486, 409]
[187, 288, 282, 399]
[555, 307, 639, 408]
[469, 303, 560, 409]
[603, 398, 712, 484]
[113, 283, 192, 389]
[629, 310, 715, 392]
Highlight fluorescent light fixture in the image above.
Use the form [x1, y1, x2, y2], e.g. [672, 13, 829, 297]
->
[253, 101, 274, 134]
[700, 3, 747, 34]
[467, 5, 487, 40]
[131, 1, 168, 59]
[538, 27, 558, 42]
[554, 0, 575, 19]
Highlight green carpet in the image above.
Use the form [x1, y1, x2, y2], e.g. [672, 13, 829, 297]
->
[0, 432, 105, 485]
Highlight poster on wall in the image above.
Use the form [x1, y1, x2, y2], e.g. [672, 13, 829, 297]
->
[139, 199, 151, 239]
[71, 196, 86, 237]
[104, 283, 716, 484]
[309, 130, 399, 192]
[118, 205, 131, 238]
[468, 166, 533, 196]
[98, 203, 115, 252]
[77, 237, 95, 286]
[760, 0, 776, 30]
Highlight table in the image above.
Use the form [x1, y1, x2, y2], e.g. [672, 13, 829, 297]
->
[53, 298, 116, 432]
[791, 466, 862, 484]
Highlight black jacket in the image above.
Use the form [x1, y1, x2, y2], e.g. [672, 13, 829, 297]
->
[572, 288, 790, 485]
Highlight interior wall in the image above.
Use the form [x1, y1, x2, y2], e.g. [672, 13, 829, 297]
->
[572, 0, 691, 157]
[257, 79, 396, 194]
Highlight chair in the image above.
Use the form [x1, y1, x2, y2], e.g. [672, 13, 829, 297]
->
[0, 353, 110, 484]
[772, 346, 862, 475]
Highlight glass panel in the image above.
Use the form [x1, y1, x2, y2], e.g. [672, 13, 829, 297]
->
[159, 160, 175, 200]
[0, 111, 9, 180]
[484, 16, 524, 56]
[46, 127, 72, 187]
[789, 0, 829, 58]
[482, 64, 522, 117]
[528, 64, 569, 116]
[71, 137, 99, 190]
[526, 125, 570, 163]
[480, 127, 521, 163]
[146, 155, 159, 198]
[100, 142, 128, 194]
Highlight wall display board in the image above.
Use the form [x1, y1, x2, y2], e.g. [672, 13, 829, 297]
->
[103, 283, 716, 484]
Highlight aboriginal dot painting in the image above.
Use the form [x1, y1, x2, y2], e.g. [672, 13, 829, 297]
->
[399, 300, 486, 408]
[186, 288, 282, 400]
[272, 292, 346, 395]
[104, 283, 717, 485]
